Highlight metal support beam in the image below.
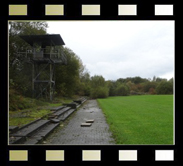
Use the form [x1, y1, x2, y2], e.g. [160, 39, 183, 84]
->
[18, 34, 66, 101]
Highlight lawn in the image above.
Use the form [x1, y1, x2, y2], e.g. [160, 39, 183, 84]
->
[97, 95, 174, 145]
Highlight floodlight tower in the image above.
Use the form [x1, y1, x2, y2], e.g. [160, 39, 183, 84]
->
[19, 34, 67, 101]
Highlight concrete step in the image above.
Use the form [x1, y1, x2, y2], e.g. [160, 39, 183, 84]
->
[85, 119, 94, 123]
[81, 123, 92, 127]
[23, 123, 60, 144]
[51, 106, 65, 112]
[74, 99, 86, 105]
[53, 107, 71, 117]
[59, 109, 76, 121]
[76, 104, 80, 108]
[9, 99, 87, 144]
[10, 119, 50, 137]
[18, 118, 41, 130]
[9, 126, 19, 134]
[9, 136, 25, 144]
[73, 100, 83, 104]
[82, 99, 87, 104]
[63, 102, 78, 109]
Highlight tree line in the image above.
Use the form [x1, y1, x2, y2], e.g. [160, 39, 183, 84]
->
[9, 21, 173, 101]
[78, 75, 173, 99]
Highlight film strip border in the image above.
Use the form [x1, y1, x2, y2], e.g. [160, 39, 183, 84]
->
[8, 4, 174, 16]
[8, 149, 175, 161]
[5, 1, 178, 165]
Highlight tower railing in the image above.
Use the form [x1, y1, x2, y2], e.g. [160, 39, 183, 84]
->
[17, 48, 67, 64]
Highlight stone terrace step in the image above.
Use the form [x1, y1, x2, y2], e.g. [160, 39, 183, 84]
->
[59, 109, 76, 121]
[11, 119, 50, 137]
[9, 126, 19, 134]
[63, 102, 78, 109]
[51, 106, 65, 111]
[9, 136, 25, 144]
[82, 99, 87, 104]
[9, 99, 88, 144]
[23, 123, 60, 144]
[74, 97, 87, 104]
[53, 107, 71, 117]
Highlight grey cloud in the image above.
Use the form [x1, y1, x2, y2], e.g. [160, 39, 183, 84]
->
[47, 21, 174, 80]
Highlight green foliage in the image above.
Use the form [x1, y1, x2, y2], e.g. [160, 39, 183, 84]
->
[9, 88, 56, 112]
[90, 87, 109, 99]
[83, 85, 91, 96]
[9, 109, 50, 127]
[143, 81, 157, 93]
[107, 81, 130, 96]
[9, 88, 35, 111]
[108, 76, 173, 96]
[115, 84, 130, 96]
[29, 109, 51, 118]
[79, 71, 91, 96]
[156, 80, 173, 94]
[55, 47, 81, 97]
[107, 80, 117, 96]
[98, 95, 173, 144]
[9, 117, 35, 127]
[90, 75, 106, 88]
[90, 75, 109, 99]
[117, 76, 148, 84]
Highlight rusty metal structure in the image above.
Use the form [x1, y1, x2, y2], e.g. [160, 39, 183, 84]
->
[18, 34, 67, 101]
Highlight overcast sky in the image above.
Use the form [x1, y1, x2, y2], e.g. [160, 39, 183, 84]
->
[47, 21, 174, 81]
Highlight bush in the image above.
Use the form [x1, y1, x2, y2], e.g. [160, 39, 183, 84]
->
[9, 89, 34, 111]
[143, 82, 157, 93]
[84, 85, 91, 96]
[149, 87, 156, 94]
[156, 81, 173, 94]
[116, 84, 130, 96]
[90, 87, 109, 99]
[9, 88, 49, 111]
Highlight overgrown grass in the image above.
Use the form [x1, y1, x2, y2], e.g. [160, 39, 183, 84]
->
[9, 117, 35, 127]
[9, 88, 49, 111]
[9, 89, 73, 127]
[97, 95, 173, 145]
[9, 88, 72, 111]
[9, 109, 51, 127]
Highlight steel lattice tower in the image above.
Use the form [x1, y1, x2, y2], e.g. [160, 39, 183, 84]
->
[18, 34, 67, 101]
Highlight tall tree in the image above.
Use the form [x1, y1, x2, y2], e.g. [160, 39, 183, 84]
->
[55, 47, 81, 97]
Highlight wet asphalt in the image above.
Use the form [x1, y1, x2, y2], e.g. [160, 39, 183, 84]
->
[45, 99, 115, 145]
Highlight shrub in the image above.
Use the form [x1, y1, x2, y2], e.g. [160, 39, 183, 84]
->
[9, 88, 39, 111]
[156, 81, 173, 94]
[84, 85, 91, 96]
[149, 87, 156, 94]
[90, 87, 109, 99]
[116, 84, 130, 96]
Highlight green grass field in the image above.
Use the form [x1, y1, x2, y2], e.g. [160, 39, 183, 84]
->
[97, 95, 173, 145]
